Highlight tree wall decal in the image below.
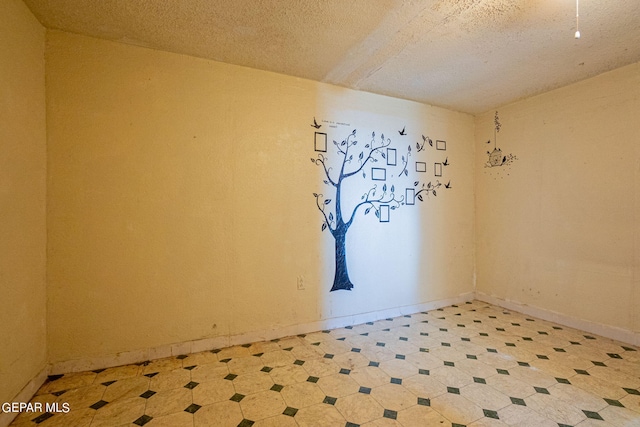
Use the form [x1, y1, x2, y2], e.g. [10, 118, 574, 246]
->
[311, 126, 448, 292]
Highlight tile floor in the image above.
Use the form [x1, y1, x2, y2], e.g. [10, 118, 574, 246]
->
[9, 301, 640, 427]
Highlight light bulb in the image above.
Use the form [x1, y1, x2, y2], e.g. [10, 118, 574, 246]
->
[575, 30, 581, 39]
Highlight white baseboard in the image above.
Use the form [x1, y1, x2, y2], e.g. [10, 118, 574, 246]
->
[50, 292, 475, 375]
[0, 367, 48, 427]
[476, 292, 640, 347]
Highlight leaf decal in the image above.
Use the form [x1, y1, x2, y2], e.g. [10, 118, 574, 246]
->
[414, 181, 419, 186]
[329, 212, 334, 221]
[321, 223, 327, 231]
[417, 194, 423, 202]
[324, 199, 332, 205]
[365, 207, 371, 215]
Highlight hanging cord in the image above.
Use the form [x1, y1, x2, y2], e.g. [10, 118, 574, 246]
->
[575, 0, 581, 39]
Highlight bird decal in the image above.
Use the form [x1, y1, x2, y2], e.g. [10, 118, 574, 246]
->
[311, 117, 321, 129]
[398, 126, 406, 136]
[443, 157, 449, 166]
[445, 180, 451, 189]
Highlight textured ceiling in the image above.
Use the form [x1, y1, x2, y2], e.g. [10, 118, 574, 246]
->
[24, 0, 640, 114]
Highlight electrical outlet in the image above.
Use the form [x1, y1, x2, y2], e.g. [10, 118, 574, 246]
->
[297, 276, 305, 290]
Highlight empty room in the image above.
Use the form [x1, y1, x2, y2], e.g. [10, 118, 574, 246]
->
[1, 0, 639, 426]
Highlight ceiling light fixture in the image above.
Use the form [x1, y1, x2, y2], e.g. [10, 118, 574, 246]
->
[575, 0, 581, 39]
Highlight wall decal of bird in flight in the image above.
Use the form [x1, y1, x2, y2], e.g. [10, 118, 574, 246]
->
[311, 117, 321, 129]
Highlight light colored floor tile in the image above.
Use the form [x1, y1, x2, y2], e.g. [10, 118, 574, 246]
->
[89, 396, 146, 427]
[290, 343, 325, 360]
[259, 350, 296, 368]
[430, 366, 474, 389]
[238, 390, 287, 421]
[486, 375, 536, 398]
[396, 405, 450, 427]
[619, 393, 640, 414]
[226, 354, 265, 374]
[232, 371, 274, 395]
[370, 383, 419, 411]
[549, 383, 609, 412]
[302, 358, 340, 378]
[461, 382, 512, 411]
[402, 373, 448, 398]
[316, 373, 360, 397]
[148, 367, 191, 392]
[378, 358, 420, 379]
[332, 351, 371, 370]
[280, 382, 326, 408]
[144, 387, 192, 418]
[350, 366, 392, 389]
[193, 400, 243, 427]
[294, 403, 347, 427]
[508, 365, 557, 388]
[455, 358, 500, 378]
[468, 417, 510, 427]
[189, 362, 229, 383]
[362, 417, 402, 426]
[55, 383, 106, 409]
[404, 351, 444, 371]
[599, 405, 640, 425]
[191, 377, 235, 406]
[37, 408, 94, 427]
[268, 364, 310, 386]
[102, 376, 149, 401]
[590, 365, 640, 389]
[335, 393, 384, 425]
[498, 405, 558, 427]
[145, 411, 193, 427]
[253, 414, 299, 426]
[525, 392, 587, 425]
[430, 392, 484, 425]
[567, 372, 628, 400]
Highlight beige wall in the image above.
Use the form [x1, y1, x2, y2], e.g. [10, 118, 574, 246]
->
[45, 31, 475, 364]
[475, 62, 640, 334]
[0, 0, 47, 405]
